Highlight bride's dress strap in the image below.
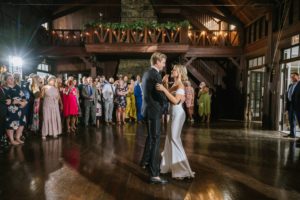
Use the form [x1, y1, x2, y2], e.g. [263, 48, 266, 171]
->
[176, 88, 185, 95]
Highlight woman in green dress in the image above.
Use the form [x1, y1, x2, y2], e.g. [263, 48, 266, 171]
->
[198, 86, 211, 123]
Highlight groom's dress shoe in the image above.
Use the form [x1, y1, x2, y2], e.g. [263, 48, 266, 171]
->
[283, 134, 296, 138]
[150, 177, 168, 184]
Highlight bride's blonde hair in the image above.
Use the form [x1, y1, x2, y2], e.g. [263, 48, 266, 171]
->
[173, 64, 188, 82]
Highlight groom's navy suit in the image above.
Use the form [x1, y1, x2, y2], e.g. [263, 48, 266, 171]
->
[141, 67, 166, 177]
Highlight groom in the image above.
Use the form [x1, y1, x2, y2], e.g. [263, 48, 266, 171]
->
[140, 52, 168, 184]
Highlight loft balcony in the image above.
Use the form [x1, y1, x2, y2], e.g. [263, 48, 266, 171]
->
[42, 27, 241, 57]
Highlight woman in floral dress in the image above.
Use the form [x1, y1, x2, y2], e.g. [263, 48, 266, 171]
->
[3, 73, 27, 145]
[115, 79, 128, 125]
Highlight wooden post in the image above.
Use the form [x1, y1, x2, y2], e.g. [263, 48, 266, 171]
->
[179, 27, 189, 44]
[126, 30, 130, 43]
[144, 28, 148, 44]
[262, 12, 273, 129]
[109, 29, 113, 43]
[162, 29, 165, 44]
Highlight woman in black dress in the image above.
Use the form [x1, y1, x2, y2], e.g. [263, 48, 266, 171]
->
[0, 83, 9, 149]
[3, 73, 27, 145]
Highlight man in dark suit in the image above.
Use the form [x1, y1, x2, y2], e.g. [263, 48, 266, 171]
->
[140, 52, 168, 184]
[285, 72, 300, 138]
[82, 77, 98, 127]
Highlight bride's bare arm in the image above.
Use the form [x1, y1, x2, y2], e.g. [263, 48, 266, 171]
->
[156, 83, 184, 105]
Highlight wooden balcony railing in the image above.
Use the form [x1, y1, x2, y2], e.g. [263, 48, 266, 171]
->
[50, 29, 84, 46]
[188, 30, 239, 47]
[49, 28, 239, 47]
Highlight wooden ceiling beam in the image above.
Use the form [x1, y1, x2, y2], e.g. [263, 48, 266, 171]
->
[169, 0, 232, 23]
[210, 0, 244, 28]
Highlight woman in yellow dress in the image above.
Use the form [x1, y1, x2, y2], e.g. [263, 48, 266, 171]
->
[125, 77, 137, 122]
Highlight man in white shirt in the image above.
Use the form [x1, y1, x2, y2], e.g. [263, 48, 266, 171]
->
[102, 77, 115, 125]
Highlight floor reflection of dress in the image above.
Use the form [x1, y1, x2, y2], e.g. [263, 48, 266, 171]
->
[42, 138, 62, 174]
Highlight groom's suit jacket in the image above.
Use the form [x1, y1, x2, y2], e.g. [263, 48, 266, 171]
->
[141, 68, 167, 119]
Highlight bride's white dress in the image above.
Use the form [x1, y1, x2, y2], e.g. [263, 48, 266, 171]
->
[160, 88, 195, 178]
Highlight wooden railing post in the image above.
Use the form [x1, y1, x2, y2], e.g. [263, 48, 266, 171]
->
[109, 29, 113, 43]
[126, 30, 130, 43]
[162, 29, 165, 44]
[144, 27, 148, 44]
[179, 27, 189, 44]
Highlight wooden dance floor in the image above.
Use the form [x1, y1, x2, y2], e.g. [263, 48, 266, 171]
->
[1, 122, 300, 200]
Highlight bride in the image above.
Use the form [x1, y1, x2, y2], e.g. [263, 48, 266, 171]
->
[156, 64, 195, 179]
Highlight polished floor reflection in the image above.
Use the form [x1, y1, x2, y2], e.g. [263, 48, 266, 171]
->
[1, 122, 300, 200]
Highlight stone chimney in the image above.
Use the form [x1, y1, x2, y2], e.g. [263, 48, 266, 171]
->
[121, 0, 157, 23]
[118, 0, 158, 77]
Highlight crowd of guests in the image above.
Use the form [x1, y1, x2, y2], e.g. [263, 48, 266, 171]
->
[0, 64, 212, 149]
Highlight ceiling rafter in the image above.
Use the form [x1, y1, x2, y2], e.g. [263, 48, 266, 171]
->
[180, 9, 210, 31]
[210, 0, 244, 28]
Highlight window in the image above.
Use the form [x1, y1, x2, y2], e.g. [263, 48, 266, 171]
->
[37, 60, 51, 77]
[284, 48, 291, 60]
[37, 63, 50, 72]
[291, 46, 299, 58]
[249, 59, 253, 68]
[8, 56, 23, 79]
[248, 56, 265, 69]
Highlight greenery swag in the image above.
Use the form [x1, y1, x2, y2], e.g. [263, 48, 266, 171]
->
[84, 20, 190, 31]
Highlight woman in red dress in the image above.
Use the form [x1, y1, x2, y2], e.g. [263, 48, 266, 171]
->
[63, 80, 79, 133]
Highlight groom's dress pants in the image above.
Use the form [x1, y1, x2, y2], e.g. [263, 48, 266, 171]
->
[141, 118, 161, 177]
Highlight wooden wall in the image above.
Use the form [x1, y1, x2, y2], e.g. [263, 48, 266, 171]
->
[52, 1, 121, 29]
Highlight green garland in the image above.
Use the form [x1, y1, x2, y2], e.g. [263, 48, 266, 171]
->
[84, 20, 190, 31]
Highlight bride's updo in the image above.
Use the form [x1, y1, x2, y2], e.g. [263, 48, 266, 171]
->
[173, 64, 188, 82]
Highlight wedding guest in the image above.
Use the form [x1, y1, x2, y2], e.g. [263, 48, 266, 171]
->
[95, 79, 102, 127]
[198, 86, 211, 123]
[115, 79, 128, 125]
[30, 75, 41, 132]
[41, 76, 62, 139]
[0, 83, 9, 149]
[126, 77, 137, 122]
[82, 77, 97, 127]
[184, 81, 195, 122]
[3, 73, 27, 145]
[134, 75, 143, 123]
[102, 77, 115, 125]
[63, 79, 79, 133]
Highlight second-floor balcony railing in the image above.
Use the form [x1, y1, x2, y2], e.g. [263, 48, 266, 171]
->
[49, 28, 239, 47]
